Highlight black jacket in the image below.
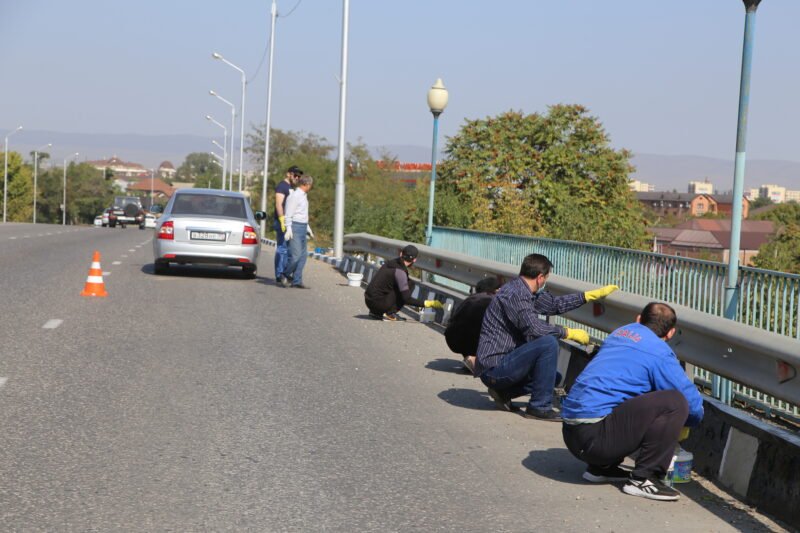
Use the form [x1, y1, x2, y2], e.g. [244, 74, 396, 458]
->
[445, 292, 494, 356]
[365, 257, 425, 309]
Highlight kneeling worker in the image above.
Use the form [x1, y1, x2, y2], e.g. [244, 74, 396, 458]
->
[476, 253, 618, 421]
[561, 302, 704, 501]
[364, 245, 443, 321]
[445, 277, 502, 374]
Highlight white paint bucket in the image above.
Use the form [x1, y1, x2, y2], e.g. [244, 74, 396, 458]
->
[346, 272, 363, 287]
[672, 447, 693, 484]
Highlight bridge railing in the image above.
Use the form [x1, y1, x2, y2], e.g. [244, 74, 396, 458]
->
[342, 232, 800, 424]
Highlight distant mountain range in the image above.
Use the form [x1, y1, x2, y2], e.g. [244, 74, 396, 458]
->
[5, 128, 799, 192]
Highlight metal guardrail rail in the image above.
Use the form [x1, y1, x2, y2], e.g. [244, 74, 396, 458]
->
[343, 233, 800, 414]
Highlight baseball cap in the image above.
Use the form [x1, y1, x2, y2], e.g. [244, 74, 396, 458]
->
[401, 245, 418, 260]
[287, 165, 304, 176]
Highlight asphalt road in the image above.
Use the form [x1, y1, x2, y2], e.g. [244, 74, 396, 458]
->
[0, 223, 786, 532]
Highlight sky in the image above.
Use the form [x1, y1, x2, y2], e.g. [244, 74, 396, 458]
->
[2, 0, 800, 173]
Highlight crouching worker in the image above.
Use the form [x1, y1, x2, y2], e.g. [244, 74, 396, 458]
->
[364, 245, 443, 321]
[561, 302, 704, 502]
[476, 253, 618, 421]
[445, 277, 502, 374]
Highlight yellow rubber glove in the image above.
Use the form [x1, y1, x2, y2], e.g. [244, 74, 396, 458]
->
[424, 300, 444, 310]
[678, 427, 690, 442]
[584, 284, 619, 302]
[278, 215, 286, 233]
[565, 328, 590, 345]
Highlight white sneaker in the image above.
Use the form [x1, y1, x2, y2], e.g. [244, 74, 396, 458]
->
[623, 477, 680, 501]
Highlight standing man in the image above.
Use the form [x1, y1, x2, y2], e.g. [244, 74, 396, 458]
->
[283, 175, 313, 289]
[561, 302, 703, 502]
[476, 253, 618, 421]
[364, 245, 444, 321]
[445, 277, 502, 374]
[274, 165, 302, 286]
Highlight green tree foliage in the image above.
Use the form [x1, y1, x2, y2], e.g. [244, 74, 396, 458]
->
[176, 152, 220, 187]
[33, 162, 115, 224]
[1, 151, 34, 221]
[749, 196, 773, 209]
[751, 202, 800, 274]
[436, 105, 648, 248]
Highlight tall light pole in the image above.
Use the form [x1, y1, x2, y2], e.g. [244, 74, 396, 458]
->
[33, 142, 52, 223]
[209, 157, 223, 188]
[332, 0, 350, 259]
[260, 0, 278, 234]
[717, 0, 763, 405]
[3, 125, 23, 223]
[62, 152, 79, 225]
[150, 168, 155, 210]
[206, 115, 228, 190]
[212, 52, 247, 192]
[210, 90, 236, 191]
[425, 78, 449, 246]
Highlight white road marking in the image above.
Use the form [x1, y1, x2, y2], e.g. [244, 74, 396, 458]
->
[46, 232, 53, 235]
[9, 237, 16, 240]
[121, 255, 128, 258]
[0, 378, 7, 389]
[42, 319, 63, 329]
[128, 249, 135, 252]
[102, 271, 111, 276]
[112, 261, 122, 265]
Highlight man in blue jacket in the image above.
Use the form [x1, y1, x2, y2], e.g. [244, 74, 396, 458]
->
[561, 302, 704, 502]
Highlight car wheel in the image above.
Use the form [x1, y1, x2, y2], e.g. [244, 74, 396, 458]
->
[242, 265, 257, 279]
[109, 222, 116, 228]
[139, 224, 145, 230]
[154, 261, 169, 275]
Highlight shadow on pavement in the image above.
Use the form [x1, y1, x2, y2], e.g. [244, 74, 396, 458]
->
[425, 358, 471, 375]
[522, 448, 586, 485]
[437, 388, 501, 411]
[141, 263, 253, 280]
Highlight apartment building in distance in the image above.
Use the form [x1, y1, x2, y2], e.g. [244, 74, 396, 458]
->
[688, 179, 714, 194]
[636, 192, 750, 219]
[629, 179, 654, 192]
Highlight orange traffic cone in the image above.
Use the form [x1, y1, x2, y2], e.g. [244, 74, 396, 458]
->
[80, 250, 108, 297]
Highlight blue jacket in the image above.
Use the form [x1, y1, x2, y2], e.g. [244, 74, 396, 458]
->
[561, 322, 704, 426]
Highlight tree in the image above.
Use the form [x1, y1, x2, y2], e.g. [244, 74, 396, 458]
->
[1, 151, 34, 222]
[751, 203, 800, 274]
[176, 152, 221, 187]
[750, 196, 773, 209]
[436, 105, 649, 249]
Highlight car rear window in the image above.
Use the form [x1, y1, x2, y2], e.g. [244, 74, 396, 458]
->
[171, 195, 246, 218]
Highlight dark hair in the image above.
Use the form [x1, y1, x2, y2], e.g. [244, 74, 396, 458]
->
[287, 165, 304, 176]
[519, 254, 553, 278]
[476, 277, 502, 294]
[640, 302, 677, 337]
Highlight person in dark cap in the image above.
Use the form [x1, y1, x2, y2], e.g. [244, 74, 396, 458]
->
[274, 165, 303, 286]
[364, 245, 443, 321]
[445, 277, 503, 374]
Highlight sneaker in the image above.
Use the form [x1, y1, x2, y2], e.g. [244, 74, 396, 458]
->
[487, 388, 518, 412]
[382, 312, 406, 321]
[521, 406, 562, 422]
[368, 312, 383, 320]
[623, 476, 680, 501]
[582, 465, 630, 483]
[278, 277, 289, 287]
[462, 356, 476, 375]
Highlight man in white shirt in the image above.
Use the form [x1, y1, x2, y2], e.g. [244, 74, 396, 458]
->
[283, 175, 314, 289]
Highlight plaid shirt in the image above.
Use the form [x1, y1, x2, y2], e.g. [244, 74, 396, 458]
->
[475, 276, 586, 374]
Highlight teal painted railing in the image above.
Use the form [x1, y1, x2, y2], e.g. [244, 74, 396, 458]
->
[430, 226, 800, 420]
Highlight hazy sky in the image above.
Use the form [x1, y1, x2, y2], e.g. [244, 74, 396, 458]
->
[2, 0, 800, 166]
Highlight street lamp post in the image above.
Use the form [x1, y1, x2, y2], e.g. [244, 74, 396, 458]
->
[33, 142, 52, 223]
[206, 115, 228, 190]
[3, 125, 23, 223]
[210, 90, 236, 191]
[209, 157, 223, 188]
[716, 0, 763, 405]
[425, 78, 449, 246]
[210, 149, 226, 187]
[332, 0, 350, 259]
[62, 152, 79, 225]
[260, 0, 278, 235]
[213, 52, 247, 192]
[150, 169, 155, 209]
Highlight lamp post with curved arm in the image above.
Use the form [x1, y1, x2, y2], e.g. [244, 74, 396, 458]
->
[212, 52, 246, 192]
[3, 125, 23, 223]
[62, 152, 79, 225]
[206, 115, 227, 190]
[33, 142, 52, 223]
[425, 78, 449, 245]
[210, 90, 236, 191]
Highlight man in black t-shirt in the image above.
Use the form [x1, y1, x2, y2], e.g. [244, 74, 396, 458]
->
[445, 277, 502, 374]
[274, 165, 302, 286]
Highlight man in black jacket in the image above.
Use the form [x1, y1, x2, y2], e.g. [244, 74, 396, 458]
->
[445, 277, 502, 374]
[364, 245, 443, 321]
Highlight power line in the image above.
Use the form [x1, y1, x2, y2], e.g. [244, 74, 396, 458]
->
[248, 0, 303, 84]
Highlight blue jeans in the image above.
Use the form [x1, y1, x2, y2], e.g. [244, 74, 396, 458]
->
[284, 221, 308, 286]
[480, 336, 559, 410]
[274, 218, 289, 280]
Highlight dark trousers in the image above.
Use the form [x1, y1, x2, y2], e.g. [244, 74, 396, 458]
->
[365, 292, 401, 316]
[562, 390, 689, 479]
[479, 336, 559, 410]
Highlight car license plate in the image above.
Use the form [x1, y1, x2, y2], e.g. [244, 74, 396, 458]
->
[190, 231, 226, 241]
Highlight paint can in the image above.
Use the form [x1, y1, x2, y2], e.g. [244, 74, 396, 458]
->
[346, 272, 363, 287]
[672, 447, 694, 484]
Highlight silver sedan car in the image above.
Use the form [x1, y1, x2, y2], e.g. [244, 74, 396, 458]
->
[153, 189, 267, 278]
